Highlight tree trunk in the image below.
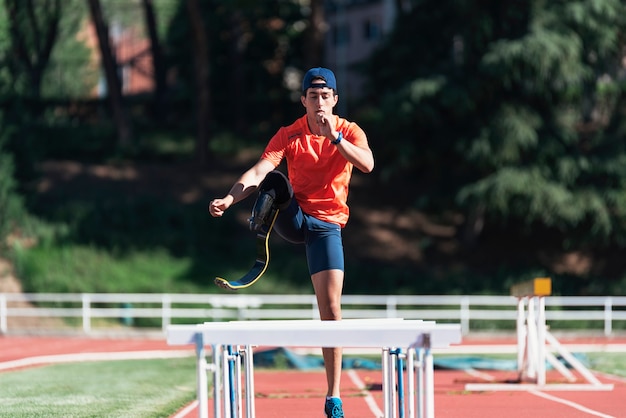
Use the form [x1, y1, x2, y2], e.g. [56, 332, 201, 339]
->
[394, 0, 411, 15]
[87, 0, 132, 148]
[187, 0, 211, 165]
[229, 10, 246, 135]
[5, 0, 62, 98]
[141, 0, 167, 122]
[303, 0, 325, 70]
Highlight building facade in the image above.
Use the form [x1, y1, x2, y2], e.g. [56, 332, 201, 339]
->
[324, 0, 400, 105]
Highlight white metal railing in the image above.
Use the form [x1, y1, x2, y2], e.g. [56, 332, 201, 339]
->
[1, 293, 625, 336]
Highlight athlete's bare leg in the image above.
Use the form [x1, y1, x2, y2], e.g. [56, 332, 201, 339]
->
[311, 268, 344, 397]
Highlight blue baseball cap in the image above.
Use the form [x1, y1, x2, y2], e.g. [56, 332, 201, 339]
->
[302, 67, 337, 93]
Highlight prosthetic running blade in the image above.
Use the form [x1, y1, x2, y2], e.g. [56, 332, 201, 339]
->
[214, 209, 279, 290]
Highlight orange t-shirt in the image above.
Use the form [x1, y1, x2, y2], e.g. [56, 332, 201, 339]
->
[261, 115, 368, 227]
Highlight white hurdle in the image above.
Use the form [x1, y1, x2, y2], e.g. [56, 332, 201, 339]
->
[167, 318, 462, 418]
[466, 278, 614, 392]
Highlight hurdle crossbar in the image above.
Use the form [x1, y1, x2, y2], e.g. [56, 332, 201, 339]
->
[167, 318, 462, 418]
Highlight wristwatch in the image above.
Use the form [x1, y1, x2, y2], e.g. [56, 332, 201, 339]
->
[331, 132, 343, 145]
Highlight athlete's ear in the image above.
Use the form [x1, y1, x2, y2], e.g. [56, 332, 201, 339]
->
[300, 95, 307, 107]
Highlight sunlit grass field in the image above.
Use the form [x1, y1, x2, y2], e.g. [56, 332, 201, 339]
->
[587, 352, 626, 378]
[0, 357, 197, 418]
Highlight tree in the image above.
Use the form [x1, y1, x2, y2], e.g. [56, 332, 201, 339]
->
[42, 2, 96, 98]
[0, 1, 13, 93]
[0, 0, 94, 98]
[0, 119, 24, 247]
[364, 0, 626, 277]
[87, 0, 133, 148]
[0, 19, 24, 243]
[303, 0, 325, 69]
[141, 0, 168, 120]
[4, 0, 61, 98]
[163, 0, 306, 158]
[186, 0, 210, 164]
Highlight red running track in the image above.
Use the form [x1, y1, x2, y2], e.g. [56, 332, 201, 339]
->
[1, 335, 625, 418]
[171, 368, 625, 418]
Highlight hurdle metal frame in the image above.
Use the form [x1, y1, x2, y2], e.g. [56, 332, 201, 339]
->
[465, 278, 614, 392]
[167, 318, 462, 418]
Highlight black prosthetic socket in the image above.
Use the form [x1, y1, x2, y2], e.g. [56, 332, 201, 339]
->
[249, 191, 276, 231]
[259, 170, 293, 210]
[249, 170, 293, 232]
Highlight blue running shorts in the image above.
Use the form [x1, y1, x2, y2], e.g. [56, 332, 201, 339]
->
[272, 199, 344, 275]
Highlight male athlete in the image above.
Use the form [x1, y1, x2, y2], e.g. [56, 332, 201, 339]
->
[209, 67, 374, 418]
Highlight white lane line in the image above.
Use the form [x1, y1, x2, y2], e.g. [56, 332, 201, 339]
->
[529, 390, 616, 418]
[347, 369, 384, 418]
[594, 371, 626, 383]
[170, 400, 198, 418]
[463, 368, 497, 381]
[0, 350, 194, 371]
[462, 369, 616, 417]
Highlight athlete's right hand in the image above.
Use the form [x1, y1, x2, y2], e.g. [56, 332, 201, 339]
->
[208, 198, 230, 217]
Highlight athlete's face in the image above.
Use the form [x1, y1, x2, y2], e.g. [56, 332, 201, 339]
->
[301, 82, 338, 123]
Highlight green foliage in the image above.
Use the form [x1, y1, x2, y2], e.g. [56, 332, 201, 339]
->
[0, 111, 50, 250]
[0, 123, 23, 245]
[4, 0, 626, 297]
[0, 10, 21, 246]
[42, 0, 98, 98]
[0, 7, 12, 89]
[208, 130, 265, 157]
[0, 113, 55, 252]
[18, 183, 310, 295]
[163, 0, 306, 138]
[364, 0, 626, 260]
[2, 0, 61, 96]
[14, 244, 197, 294]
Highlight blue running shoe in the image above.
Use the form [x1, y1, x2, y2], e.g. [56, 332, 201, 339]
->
[324, 397, 344, 418]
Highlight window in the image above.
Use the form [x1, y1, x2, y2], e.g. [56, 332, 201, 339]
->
[363, 19, 381, 41]
[333, 23, 351, 46]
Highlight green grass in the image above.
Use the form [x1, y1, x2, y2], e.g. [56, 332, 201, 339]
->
[587, 352, 626, 377]
[435, 352, 626, 378]
[0, 357, 198, 418]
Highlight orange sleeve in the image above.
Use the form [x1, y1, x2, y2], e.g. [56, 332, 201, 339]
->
[261, 127, 287, 167]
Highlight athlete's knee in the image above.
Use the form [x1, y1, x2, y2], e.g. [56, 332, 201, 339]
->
[320, 303, 342, 321]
